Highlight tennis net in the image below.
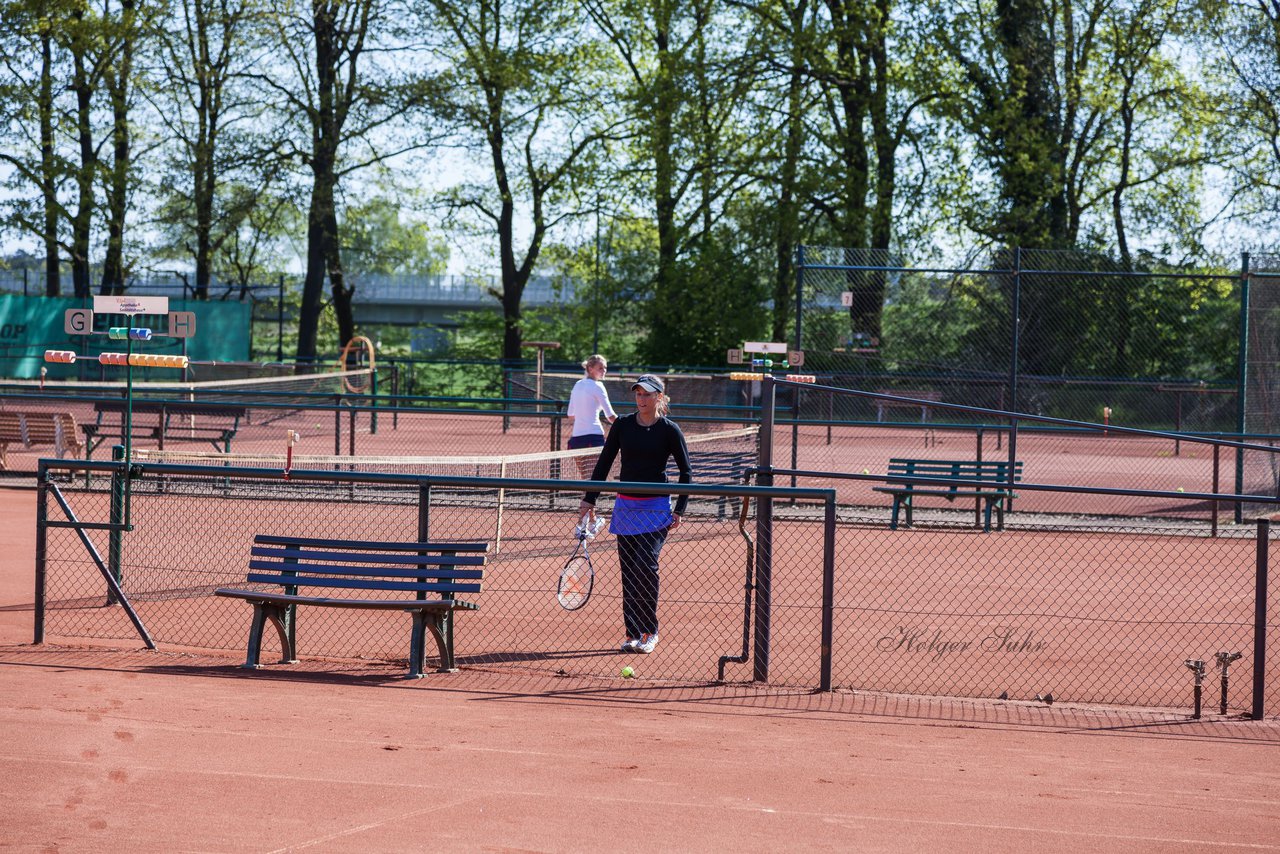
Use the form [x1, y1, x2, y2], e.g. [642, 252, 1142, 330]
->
[129, 426, 758, 552]
[7, 367, 373, 401]
[129, 425, 757, 482]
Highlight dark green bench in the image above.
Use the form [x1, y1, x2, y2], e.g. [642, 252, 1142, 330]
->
[215, 535, 489, 678]
[84, 400, 246, 458]
[873, 458, 1023, 532]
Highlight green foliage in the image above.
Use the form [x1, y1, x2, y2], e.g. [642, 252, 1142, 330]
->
[340, 195, 448, 276]
[643, 230, 770, 366]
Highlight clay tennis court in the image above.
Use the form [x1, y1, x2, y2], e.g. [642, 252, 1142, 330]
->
[4, 483, 1280, 852]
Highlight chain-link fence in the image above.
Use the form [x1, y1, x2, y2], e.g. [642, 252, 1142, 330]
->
[1244, 256, 1280, 502]
[34, 449, 1278, 716]
[795, 246, 1253, 434]
[35, 461, 833, 688]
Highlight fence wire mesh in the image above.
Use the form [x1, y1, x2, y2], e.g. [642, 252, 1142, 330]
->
[37, 466, 822, 688]
[35, 454, 1278, 717]
[796, 246, 1245, 435]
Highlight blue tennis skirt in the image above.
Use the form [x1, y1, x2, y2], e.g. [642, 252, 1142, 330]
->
[610, 495, 672, 536]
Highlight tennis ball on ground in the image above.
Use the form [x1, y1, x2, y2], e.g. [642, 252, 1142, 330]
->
[621, 666, 634, 678]
[1176, 487, 1185, 493]
[862, 469, 870, 475]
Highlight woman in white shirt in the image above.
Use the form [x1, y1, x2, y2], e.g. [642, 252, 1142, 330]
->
[566, 354, 618, 477]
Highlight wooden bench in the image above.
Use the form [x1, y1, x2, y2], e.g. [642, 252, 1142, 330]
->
[0, 410, 84, 470]
[874, 390, 943, 422]
[215, 535, 489, 678]
[83, 400, 246, 459]
[873, 458, 1023, 532]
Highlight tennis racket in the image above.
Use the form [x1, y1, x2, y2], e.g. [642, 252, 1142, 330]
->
[557, 516, 604, 611]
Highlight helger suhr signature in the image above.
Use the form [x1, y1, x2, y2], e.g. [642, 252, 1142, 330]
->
[876, 626, 1046, 660]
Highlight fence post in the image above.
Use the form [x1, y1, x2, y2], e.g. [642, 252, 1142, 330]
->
[108, 445, 126, 605]
[35, 463, 47, 643]
[276, 273, 284, 363]
[1008, 246, 1022, 417]
[1254, 518, 1269, 720]
[1235, 252, 1251, 525]
[794, 244, 806, 352]
[820, 492, 835, 691]
[753, 374, 776, 683]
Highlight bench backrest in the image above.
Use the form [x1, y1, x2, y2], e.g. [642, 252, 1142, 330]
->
[96, 400, 246, 419]
[875, 389, 943, 401]
[247, 535, 489, 599]
[0, 411, 82, 451]
[669, 448, 756, 484]
[886, 458, 1023, 488]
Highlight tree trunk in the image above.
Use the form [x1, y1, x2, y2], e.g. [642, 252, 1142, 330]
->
[39, 26, 60, 297]
[70, 24, 95, 300]
[100, 0, 134, 297]
[649, 17, 682, 352]
[296, 187, 328, 367]
[771, 0, 808, 344]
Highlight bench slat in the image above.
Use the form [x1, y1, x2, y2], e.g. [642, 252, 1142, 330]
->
[245, 571, 483, 594]
[254, 534, 489, 553]
[250, 545, 487, 566]
[247, 559, 484, 580]
[215, 588, 480, 611]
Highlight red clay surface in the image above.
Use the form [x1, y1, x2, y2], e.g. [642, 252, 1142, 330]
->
[3, 485, 1280, 852]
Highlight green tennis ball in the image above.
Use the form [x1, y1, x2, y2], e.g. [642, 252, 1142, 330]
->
[862, 469, 870, 475]
[621, 666, 634, 678]
[1176, 487, 1185, 493]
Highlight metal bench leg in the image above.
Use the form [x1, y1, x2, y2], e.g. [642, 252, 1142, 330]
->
[410, 609, 457, 678]
[889, 496, 902, 530]
[246, 602, 296, 668]
[903, 496, 914, 528]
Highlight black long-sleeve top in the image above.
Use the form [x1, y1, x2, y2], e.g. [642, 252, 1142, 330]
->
[583, 413, 692, 514]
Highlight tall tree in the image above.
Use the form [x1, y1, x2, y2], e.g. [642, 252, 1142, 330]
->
[254, 0, 425, 364]
[732, 0, 822, 343]
[803, 0, 930, 341]
[421, 0, 618, 361]
[150, 0, 271, 299]
[0, 0, 70, 295]
[99, 0, 148, 295]
[1209, 0, 1280, 228]
[587, 0, 760, 362]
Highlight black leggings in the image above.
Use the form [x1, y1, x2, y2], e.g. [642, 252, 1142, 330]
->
[617, 527, 669, 638]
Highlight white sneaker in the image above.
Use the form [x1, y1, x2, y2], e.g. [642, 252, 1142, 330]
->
[620, 637, 640, 653]
[638, 633, 659, 654]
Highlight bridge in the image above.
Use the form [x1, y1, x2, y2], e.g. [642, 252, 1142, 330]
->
[0, 270, 581, 328]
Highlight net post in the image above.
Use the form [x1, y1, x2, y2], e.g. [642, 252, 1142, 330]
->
[753, 374, 776, 683]
[333, 401, 342, 456]
[417, 482, 432, 541]
[1254, 518, 1269, 720]
[495, 461, 507, 554]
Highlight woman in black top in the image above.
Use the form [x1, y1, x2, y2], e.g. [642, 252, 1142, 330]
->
[578, 374, 691, 654]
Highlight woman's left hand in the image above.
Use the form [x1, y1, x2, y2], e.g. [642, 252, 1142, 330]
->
[669, 512, 682, 531]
